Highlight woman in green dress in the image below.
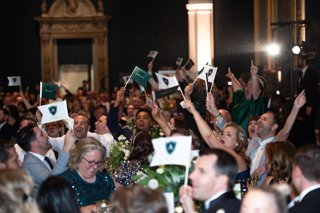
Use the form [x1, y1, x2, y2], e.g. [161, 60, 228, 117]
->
[226, 60, 267, 133]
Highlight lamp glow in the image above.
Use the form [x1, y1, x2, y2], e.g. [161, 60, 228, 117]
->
[267, 43, 280, 55]
[292, 45, 301, 54]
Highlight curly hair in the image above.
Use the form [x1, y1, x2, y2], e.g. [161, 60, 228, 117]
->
[129, 131, 154, 165]
[223, 122, 251, 167]
[265, 141, 295, 182]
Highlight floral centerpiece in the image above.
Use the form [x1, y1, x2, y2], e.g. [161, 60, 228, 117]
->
[108, 135, 130, 172]
[131, 154, 196, 207]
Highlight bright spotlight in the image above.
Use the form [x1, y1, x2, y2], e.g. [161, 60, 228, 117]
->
[292, 45, 300, 54]
[267, 43, 280, 55]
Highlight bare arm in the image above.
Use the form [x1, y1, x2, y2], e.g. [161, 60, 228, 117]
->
[225, 67, 243, 92]
[175, 67, 183, 82]
[251, 60, 261, 100]
[19, 90, 32, 109]
[184, 100, 225, 149]
[276, 90, 306, 141]
[227, 86, 234, 110]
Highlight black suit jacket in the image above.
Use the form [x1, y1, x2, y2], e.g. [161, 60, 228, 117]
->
[289, 188, 320, 213]
[0, 122, 17, 140]
[297, 67, 319, 118]
[204, 191, 240, 213]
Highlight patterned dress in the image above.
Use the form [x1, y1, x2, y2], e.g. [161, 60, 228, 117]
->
[59, 170, 115, 207]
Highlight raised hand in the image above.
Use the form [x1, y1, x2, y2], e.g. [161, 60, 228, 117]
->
[151, 104, 161, 118]
[146, 97, 153, 108]
[63, 129, 76, 153]
[250, 60, 258, 76]
[225, 67, 234, 80]
[148, 61, 153, 72]
[184, 100, 196, 114]
[114, 87, 125, 107]
[184, 83, 194, 100]
[294, 90, 306, 109]
[206, 93, 216, 114]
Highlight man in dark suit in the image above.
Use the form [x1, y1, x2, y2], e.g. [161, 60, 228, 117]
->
[16, 123, 76, 187]
[179, 149, 240, 213]
[289, 145, 320, 213]
[0, 108, 17, 140]
[289, 51, 319, 148]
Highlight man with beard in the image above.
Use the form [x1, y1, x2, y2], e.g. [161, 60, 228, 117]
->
[249, 91, 306, 185]
[16, 123, 76, 187]
[288, 50, 319, 148]
[107, 87, 153, 141]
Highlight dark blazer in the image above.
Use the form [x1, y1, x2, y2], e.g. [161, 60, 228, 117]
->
[204, 191, 240, 213]
[0, 122, 17, 140]
[289, 188, 320, 213]
[107, 104, 133, 141]
[297, 67, 319, 117]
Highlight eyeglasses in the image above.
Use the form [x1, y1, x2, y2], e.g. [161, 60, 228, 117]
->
[82, 157, 104, 167]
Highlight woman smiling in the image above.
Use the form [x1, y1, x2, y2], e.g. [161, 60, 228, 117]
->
[59, 137, 115, 213]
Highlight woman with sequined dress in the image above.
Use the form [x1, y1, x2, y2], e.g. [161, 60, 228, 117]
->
[112, 130, 154, 188]
[59, 137, 115, 213]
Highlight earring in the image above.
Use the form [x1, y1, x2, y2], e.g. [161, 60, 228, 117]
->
[235, 143, 238, 147]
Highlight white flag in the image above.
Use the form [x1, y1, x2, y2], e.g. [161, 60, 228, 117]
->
[150, 136, 192, 167]
[147, 50, 158, 59]
[198, 65, 218, 83]
[176, 57, 183, 66]
[122, 75, 133, 84]
[155, 73, 179, 89]
[38, 100, 69, 124]
[7, 76, 21, 86]
[139, 84, 145, 93]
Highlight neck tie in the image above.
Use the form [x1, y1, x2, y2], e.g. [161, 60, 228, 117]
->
[44, 156, 54, 170]
[201, 204, 206, 213]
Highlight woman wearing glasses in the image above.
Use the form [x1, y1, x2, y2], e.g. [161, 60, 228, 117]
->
[59, 137, 115, 213]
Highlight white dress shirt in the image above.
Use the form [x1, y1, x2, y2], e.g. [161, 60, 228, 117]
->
[250, 137, 275, 174]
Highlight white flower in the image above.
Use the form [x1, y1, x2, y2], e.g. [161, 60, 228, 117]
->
[119, 148, 121, 151]
[123, 156, 127, 160]
[156, 168, 164, 174]
[148, 179, 159, 189]
[124, 150, 130, 157]
[125, 140, 129, 145]
[159, 132, 164, 136]
[148, 152, 155, 162]
[122, 145, 125, 148]
[118, 135, 126, 141]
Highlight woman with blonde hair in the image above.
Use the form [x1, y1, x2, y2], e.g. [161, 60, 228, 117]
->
[184, 100, 251, 179]
[59, 137, 115, 213]
[0, 169, 40, 213]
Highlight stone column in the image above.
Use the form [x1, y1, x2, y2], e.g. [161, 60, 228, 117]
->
[186, 0, 214, 70]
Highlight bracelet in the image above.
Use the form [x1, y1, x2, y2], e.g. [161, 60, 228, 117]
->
[229, 94, 234, 97]
[214, 113, 221, 118]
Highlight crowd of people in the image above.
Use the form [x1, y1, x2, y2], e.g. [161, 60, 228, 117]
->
[0, 54, 319, 213]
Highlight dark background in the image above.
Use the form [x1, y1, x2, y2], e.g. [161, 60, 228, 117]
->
[0, 0, 319, 94]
